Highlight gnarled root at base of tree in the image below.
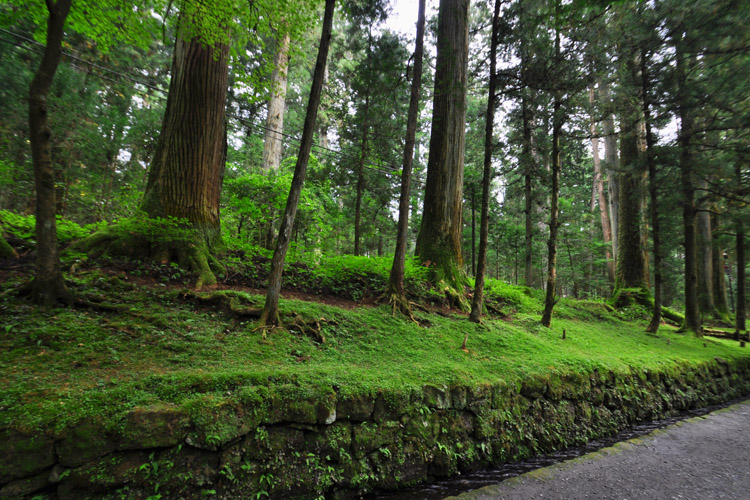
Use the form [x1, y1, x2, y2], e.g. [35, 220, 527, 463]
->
[76, 226, 225, 289]
[381, 286, 418, 324]
[610, 287, 685, 326]
[17, 275, 74, 308]
[180, 290, 262, 318]
[440, 280, 470, 312]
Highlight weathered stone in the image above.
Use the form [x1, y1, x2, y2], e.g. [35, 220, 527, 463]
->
[423, 384, 451, 409]
[336, 393, 374, 421]
[57, 417, 115, 467]
[353, 422, 399, 458]
[118, 404, 190, 450]
[304, 421, 353, 462]
[0, 429, 55, 482]
[57, 450, 148, 499]
[0, 468, 50, 498]
[520, 376, 546, 399]
[373, 389, 413, 422]
[450, 386, 468, 410]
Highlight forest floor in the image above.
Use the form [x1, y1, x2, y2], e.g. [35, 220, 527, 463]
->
[2, 251, 749, 437]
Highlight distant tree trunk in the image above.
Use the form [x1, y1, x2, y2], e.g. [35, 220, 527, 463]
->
[139, 13, 230, 287]
[590, 84, 615, 284]
[675, 34, 701, 335]
[354, 93, 370, 256]
[1, 228, 18, 259]
[471, 184, 476, 276]
[469, 0, 500, 326]
[711, 213, 730, 315]
[386, 0, 425, 316]
[28, 0, 73, 307]
[541, 32, 562, 329]
[613, 49, 648, 305]
[696, 181, 717, 317]
[260, 0, 335, 327]
[736, 162, 746, 334]
[520, 3, 535, 288]
[600, 80, 619, 262]
[262, 30, 291, 172]
[415, 0, 470, 302]
[643, 51, 662, 333]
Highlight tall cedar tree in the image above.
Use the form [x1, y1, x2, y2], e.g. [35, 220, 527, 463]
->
[468, 0, 501, 326]
[386, 0, 426, 316]
[675, 31, 701, 335]
[260, 0, 336, 328]
[540, 31, 562, 328]
[139, 12, 230, 288]
[28, 0, 74, 306]
[415, 0, 470, 302]
[735, 163, 746, 335]
[262, 30, 291, 172]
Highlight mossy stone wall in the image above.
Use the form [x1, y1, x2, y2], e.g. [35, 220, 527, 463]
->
[3, 357, 750, 499]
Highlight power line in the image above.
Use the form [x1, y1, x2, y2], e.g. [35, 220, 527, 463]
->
[0, 30, 426, 188]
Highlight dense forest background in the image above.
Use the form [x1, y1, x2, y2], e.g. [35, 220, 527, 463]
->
[1, 0, 749, 334]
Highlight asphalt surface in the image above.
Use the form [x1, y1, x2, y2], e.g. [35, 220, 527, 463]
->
[445, 400, 750, 500]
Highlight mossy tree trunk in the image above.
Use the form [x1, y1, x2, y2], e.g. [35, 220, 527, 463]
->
[139, 12, 230, 287]
[469, 0, 500, 325]
[260, 0, 335, 327]
[613, 48, 649, 305]
[415, 0, 470, 299]
[28, 0, 73, 307]
[0, 228, 17, 259]
[386, 0, 425, 316]
[354, 91, 370, 257]
[520, 0, 535, 289]
[696, 180, 717, 318]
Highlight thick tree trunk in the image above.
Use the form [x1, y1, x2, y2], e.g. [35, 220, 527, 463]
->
[676, 36, 701, 335]
[600, 81, 619, 262]
[469, 0, 500, 325]
[590, 84, 615, 284]
[140, 13, 230, 287]
[541, 33, 562, 329]
[354, 93, 370, 256]
[28, 0, 73, 307]
[415, 0, 470, 299]
[260, 0, 335, 327]
[613, 50, 648, 305]
[711, 213, 730, 315]
[386, 0, 425, 316]
[471, 184, 476, 276]
[262, 30, 291, 172]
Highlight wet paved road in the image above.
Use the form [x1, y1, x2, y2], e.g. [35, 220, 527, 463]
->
[445, 400, 750, 500]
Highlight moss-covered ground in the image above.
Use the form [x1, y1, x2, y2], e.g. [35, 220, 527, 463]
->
[2, 251, 748, 439]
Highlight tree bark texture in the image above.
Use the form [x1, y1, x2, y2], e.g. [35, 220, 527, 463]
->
[736, 163, 746, 333]
[590, 84, 615, 284]
[387, 0, 425, 311]
[415, 0, 470, 293]
[520, 1, 535, 288]
[642, 53, 662, 333]
[614, 49, 648, 298]
[711, 213, 730, 315]
[676, 36, 701, 335]
[541, 33, 562, 329]
[600, 80, 619, 262]
[261, 0, 336, 326]
[469, 0, 500, 323]
[29, 0, 73, 306]
[696, 180, 716, 316]
[141, 14, 229, 249]
[262, 30, 291, 172]
[354, 93, 370, 256]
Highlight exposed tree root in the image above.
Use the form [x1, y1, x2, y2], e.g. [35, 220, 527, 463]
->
[382, 290, 419, 324]
[76, 225, 224, 289]
[180, 290, 262, 318]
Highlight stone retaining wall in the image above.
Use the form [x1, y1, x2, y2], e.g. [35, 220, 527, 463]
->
[3, 356, 750, 499]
